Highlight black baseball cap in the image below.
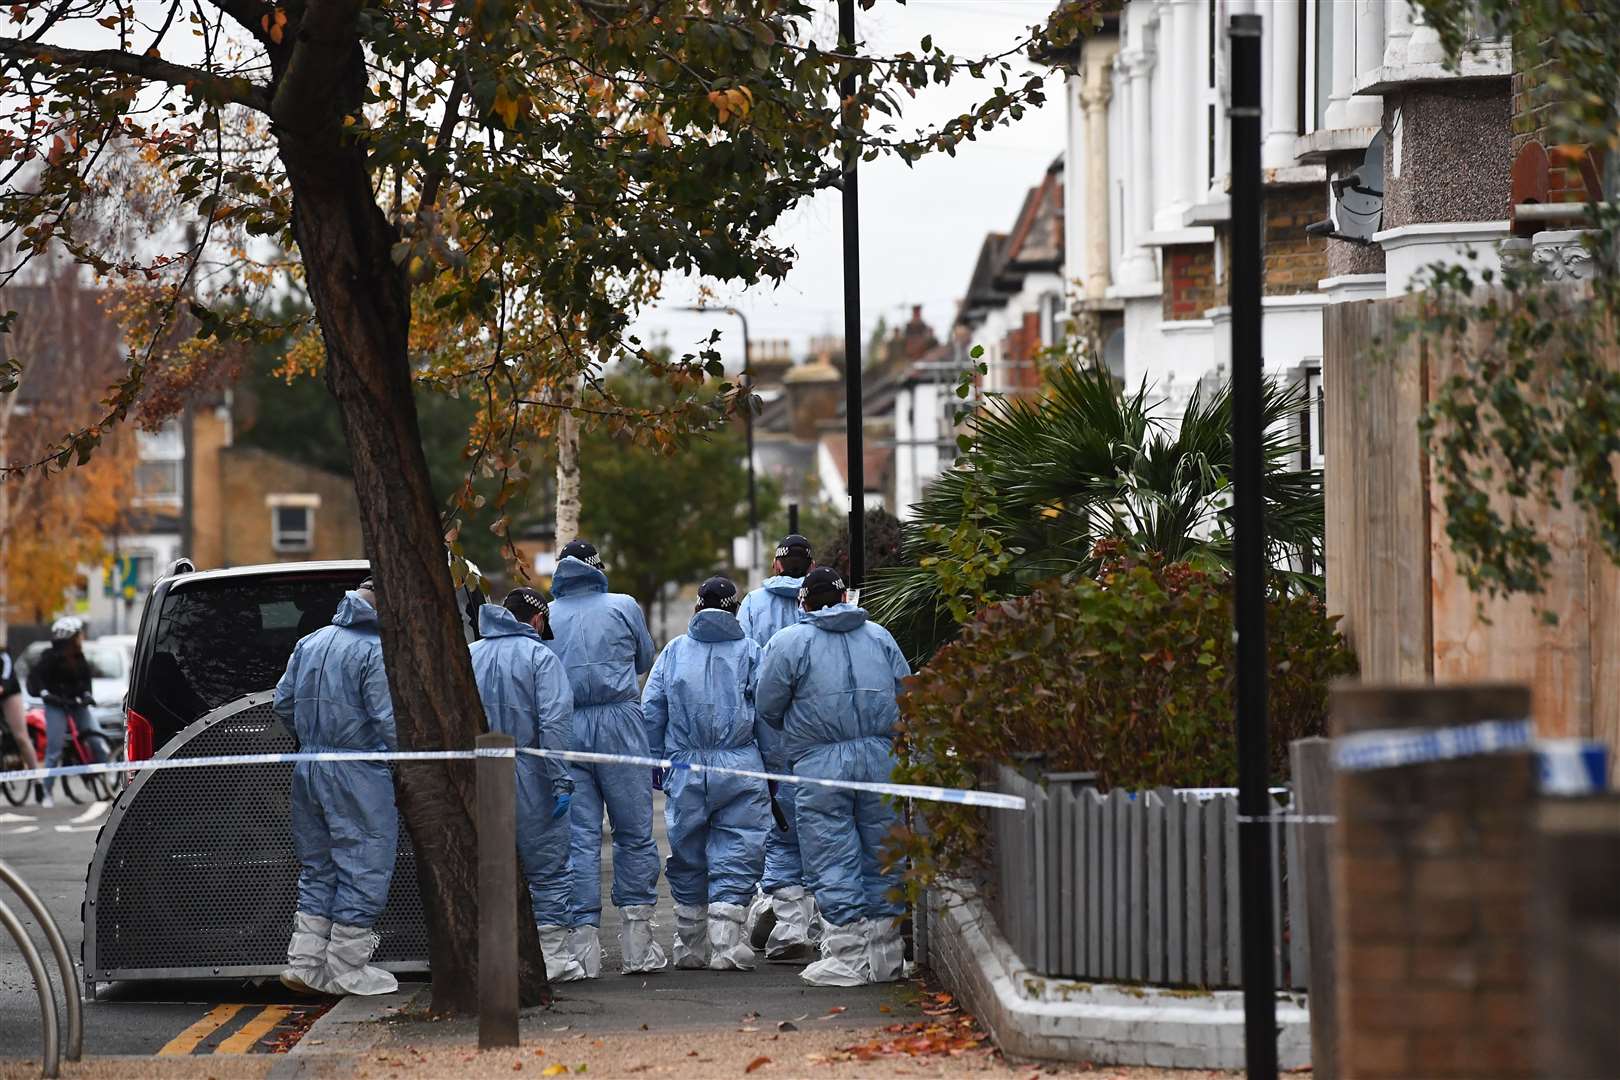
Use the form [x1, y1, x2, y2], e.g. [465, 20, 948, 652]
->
[696, 576, 741, 613]
[504, 587, 554, 639]
[775, 534, 812, 559]
[798, 566, 846, 610]
[559, 540, 603, 568]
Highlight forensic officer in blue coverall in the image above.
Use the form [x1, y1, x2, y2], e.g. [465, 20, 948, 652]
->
[642, 577, 771, 970]
[545, 540, 666, 975]
[755, 567, 912, 987]
[470, 587, 585, 982]
[736, 534, 818, 961]
[274, 578, 399, 997]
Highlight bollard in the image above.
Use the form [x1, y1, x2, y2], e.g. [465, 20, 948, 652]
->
[477, 732, 519, 1049]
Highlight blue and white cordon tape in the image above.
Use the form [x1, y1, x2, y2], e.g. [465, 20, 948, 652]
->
[0, 746, 1025, 812]
[1332, 718, 1534, 773]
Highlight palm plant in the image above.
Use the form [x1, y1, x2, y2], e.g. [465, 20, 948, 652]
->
[867, 363, 1323, 662]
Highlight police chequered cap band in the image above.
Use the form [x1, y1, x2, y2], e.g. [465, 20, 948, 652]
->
[697, 576, 742, 612]
[559, 540, 603, 568]
[503, 587, 549, 623]
[775, 534, 812, 559]
[798, 572, 846, 604]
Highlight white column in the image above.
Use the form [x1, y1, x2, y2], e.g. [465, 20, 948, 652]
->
[1207, 0, 1228, 200]
[1322, 0, 1357, 130]
[1383, 0, 1414, 68]
[1349, 0, 1386, 119]
[1151, 7, 1177, 229]
[1081, 40, 1116, 299]
[1169, 0, 1202, 208]
[1118, 47, 1157, 285]
[1406, 3, 1446, 65]
[1263, 0, 1300, 169]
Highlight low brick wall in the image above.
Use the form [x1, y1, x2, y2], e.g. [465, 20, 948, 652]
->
[926, 885, 1311, 1069]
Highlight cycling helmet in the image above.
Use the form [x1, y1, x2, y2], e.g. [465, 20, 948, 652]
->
[50, 616, 84, 641]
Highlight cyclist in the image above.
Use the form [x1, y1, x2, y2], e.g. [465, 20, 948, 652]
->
[1, 644, 43, 801]
[27, 618, 110, 807]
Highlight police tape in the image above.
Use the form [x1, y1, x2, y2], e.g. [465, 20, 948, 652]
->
[517, 747, 1026, 810]
[1332, 718, 1533, 773]
[0, 746, 1026, 812]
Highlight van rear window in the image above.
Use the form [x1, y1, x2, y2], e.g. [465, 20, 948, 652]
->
[135, 575, 357, 731]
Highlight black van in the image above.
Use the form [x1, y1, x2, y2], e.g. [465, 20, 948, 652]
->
[124, 560, 484, 761]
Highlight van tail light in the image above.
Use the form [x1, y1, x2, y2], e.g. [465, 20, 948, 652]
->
[125, 708, 153, 777]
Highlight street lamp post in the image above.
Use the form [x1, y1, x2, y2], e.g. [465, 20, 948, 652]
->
[1228, 14, 1278, 1080]
[838, 0, 866, 591]
[682, 305, 759, 580]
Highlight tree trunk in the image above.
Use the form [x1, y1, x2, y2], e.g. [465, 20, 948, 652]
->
[273, 39, 546, 1016]
[555, 378, 580, 547]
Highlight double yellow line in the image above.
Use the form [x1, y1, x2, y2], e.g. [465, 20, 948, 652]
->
[157, 1003, 293, 1056]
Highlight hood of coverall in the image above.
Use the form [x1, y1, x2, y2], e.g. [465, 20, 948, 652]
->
[552, 556, 609, 597]
[477, 602, 542, 641]
[800, 602, 868, 633]
[687, 608, 745, 643]
[759, 574, 804, 598]
[331, 591, 380, 628]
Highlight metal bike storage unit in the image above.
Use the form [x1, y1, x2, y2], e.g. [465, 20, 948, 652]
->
[81, 692, 431, 993]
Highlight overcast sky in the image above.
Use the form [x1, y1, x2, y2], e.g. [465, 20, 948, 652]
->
[633, 0, 1068, 370]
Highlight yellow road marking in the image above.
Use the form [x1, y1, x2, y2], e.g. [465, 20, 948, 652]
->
[216, 1005, 293, 1054]
[157, 1004, 245, 1056]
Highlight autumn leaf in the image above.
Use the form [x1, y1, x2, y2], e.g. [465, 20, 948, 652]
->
[540, 1065, 568, 1077]
[492, 84, 521, 128]
[260, 7, 288, 45]
[744, 1057, 771, 1074]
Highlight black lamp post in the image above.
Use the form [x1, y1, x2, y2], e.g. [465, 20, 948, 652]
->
[838, 0, 865, 590]
[1228, 13, 1278, 1080]
[682, 304, 758, 577]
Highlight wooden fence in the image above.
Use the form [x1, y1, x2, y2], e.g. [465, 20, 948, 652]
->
[989, 766, 1310, 990]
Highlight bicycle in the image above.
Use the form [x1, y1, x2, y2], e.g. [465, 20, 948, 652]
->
[1, 702, 126, 805]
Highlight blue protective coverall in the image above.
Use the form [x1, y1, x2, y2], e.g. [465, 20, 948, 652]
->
[544, 557, 660, 924]
[754, 603, 911, 930]
[469, 604, 576, 928]
[642, 608, 770, 909]
[273, 592, 398, 929]
[737, 575, 806, 894]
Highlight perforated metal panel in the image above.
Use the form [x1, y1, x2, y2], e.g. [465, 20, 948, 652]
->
[83, 692, 429, 985]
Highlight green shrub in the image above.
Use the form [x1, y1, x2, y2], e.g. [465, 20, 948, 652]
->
[888, 553, 1357, 888]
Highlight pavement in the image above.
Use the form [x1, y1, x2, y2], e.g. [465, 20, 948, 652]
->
[0, 791, 1255, 1079]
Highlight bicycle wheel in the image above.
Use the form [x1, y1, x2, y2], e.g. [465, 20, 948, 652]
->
[87, 743, 124, 801]
[0, 772, 26, 806]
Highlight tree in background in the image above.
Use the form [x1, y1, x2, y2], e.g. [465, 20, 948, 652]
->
[0, 261, 136, 635]
[0, 0, 1101, 1011]
[580, 370, 775, 623]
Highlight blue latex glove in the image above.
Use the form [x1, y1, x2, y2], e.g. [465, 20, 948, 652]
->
[551, 791, 572, 820]
[651, 767, 664, 791]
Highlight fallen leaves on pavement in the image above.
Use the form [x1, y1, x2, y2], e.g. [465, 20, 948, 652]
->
[921, 991, 960, 1017]
[821, 1015, 992, 1063]
[745, 1056, 773, 1073]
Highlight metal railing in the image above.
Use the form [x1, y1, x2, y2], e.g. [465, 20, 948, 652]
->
[1, 858, 83, 1078]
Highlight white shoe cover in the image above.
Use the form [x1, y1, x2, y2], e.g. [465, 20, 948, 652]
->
[800, 920, 872, 987]
[317, 923, 398, 996]
[618, 905, 668, 973]
[672, 904, 709, 969]
[280, 911, 332, 994]
[707, 902, 756, 971]
[539, 924, 588, 983]
[766, 886, 817, 957]
[865, 916, 905, 983]
[567, 925, 603, 979]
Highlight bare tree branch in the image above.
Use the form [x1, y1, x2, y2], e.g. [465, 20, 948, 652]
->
[0, 35, 271, 112]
